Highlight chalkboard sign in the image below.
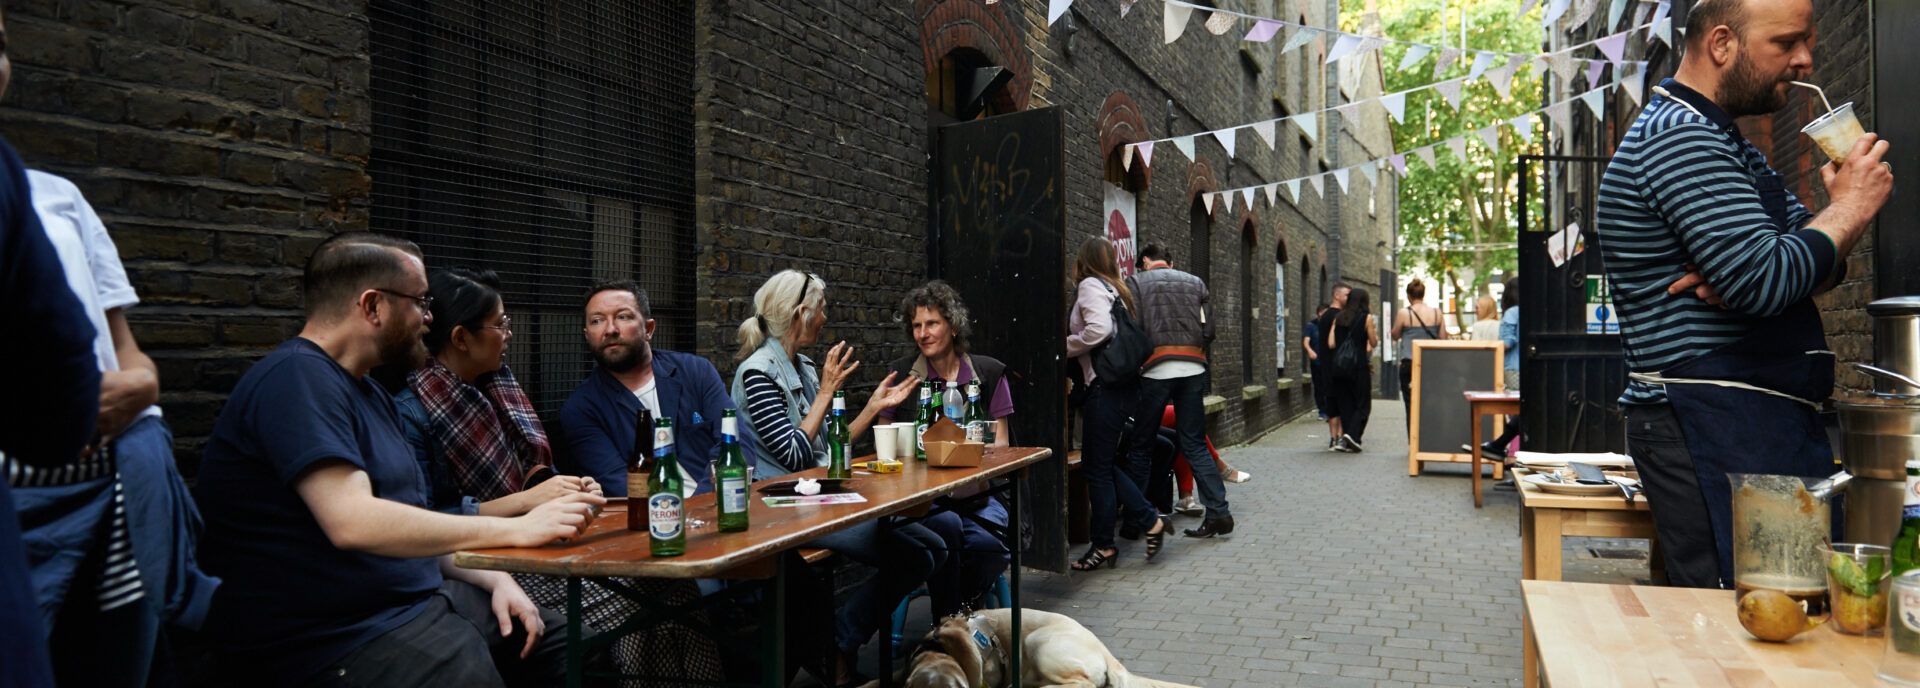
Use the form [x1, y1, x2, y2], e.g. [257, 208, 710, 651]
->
[1408, 340, 1505, 476]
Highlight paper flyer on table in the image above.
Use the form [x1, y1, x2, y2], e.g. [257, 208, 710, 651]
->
[762, 493, 869, 507]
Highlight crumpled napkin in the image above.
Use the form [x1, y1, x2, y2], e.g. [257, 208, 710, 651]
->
[795, 478, 822, 496]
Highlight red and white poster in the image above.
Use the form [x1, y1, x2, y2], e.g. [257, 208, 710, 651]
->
[1104, 183, 1137, 279]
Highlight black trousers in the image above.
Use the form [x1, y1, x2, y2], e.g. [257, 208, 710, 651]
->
[1328, 371, 1372, 442]
[307, 579, 611, 688]
[1624, 403, 1721, 588]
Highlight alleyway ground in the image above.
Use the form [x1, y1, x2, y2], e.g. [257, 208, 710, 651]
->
[893, 399, 1652, 688]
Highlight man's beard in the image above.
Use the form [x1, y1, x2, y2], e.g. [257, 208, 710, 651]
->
[380, 320, 429, 370]
[594, 335, 651, 373]
[1720, 48, 1790, 117]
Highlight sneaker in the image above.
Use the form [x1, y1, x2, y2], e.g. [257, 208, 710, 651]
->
[1492, 479, 1518, 492]
[1332, 437, 1357, 453]
[1328, 436, 1341, 451]
[1173, 496, 1204, 516]
[1342, 434, 1364, 452]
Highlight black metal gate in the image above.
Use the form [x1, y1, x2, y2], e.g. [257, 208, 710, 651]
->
[1516, 154, 1627, 453]
[930, 107, 1069, 573]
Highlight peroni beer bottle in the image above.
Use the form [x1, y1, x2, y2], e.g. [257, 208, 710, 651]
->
[647, 416, 686, 556]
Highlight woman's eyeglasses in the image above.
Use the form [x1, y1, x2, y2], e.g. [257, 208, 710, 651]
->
[481, 315, 512, 335]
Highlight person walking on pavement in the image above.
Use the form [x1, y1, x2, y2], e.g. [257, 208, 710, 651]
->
[1596, 0, 1893, 588]
[1314, 284, 1352, 449]
[1304, 303, 1331, 422]
[1487, 280, 1525, 491]
[1392, 278, 1447, 430]
[1122, 243, 1233, 539]
[1324, 287, 1379, 453]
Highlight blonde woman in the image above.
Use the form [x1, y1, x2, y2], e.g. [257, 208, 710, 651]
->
[728, 269, 937, 686]
[1469, 296, 1501, 342]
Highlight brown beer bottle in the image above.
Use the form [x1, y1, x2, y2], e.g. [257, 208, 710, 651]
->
[626, 407, 655, 531]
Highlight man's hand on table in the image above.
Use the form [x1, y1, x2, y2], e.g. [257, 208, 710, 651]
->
[509, 491, 603, 547]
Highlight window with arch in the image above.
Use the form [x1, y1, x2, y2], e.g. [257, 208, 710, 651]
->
[1104, 147, 1145, 279]
[1240, 220, 1257, 385]
[1188, 197, 1211, 286]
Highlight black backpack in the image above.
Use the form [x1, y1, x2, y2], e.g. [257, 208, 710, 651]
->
[1330, 323, 1367, 377]
[1093, 290, 1152, 385]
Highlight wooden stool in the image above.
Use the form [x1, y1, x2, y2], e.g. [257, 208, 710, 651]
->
[1464, 391, 1519, 508]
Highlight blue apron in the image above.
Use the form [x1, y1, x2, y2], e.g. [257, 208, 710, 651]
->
[1649, 165, 1835, 589]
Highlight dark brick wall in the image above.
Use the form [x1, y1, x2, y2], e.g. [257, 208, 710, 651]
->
[0, 0, 371, 471]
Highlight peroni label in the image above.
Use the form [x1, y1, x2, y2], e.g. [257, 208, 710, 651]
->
[648, 493, 684, 540]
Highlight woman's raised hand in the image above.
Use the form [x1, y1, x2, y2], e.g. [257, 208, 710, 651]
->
[867, 371, 920, 411]
[818, 341, 860, 392]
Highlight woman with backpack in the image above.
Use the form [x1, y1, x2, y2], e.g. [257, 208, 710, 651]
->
[1392, 279, 1448, 430]
[1325, 286, 1379, 453]
[1065, 237, 1168, 571]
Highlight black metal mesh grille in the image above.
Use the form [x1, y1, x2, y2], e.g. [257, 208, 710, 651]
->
[369, 0, 695, 416]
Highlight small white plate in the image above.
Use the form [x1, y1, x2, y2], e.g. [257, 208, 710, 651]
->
[1521, 473, 1622, 496]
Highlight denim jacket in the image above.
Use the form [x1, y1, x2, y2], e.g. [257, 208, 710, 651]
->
[730, 338, 823, 478]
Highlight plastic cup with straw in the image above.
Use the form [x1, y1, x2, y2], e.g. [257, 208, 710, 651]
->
[1794, 81, 1870, 164]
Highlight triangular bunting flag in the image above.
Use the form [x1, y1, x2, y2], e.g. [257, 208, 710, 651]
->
[1123, 144, 1136, 172]
[1244, 19, 1282, 43]
[1164, 2, 1195, 43]
[1213, 128, 1238, 159]
[1436, 79, 1464, 110]
[1549, 51, 1579, 87]
[1305, 174, 1323, 198]
[1569, 0, 1599, 30]
[1487, 56, 1522, 98]
[1325, 34, 1363, 64]
[1357, 37, 1388, 59]
[1253, 120, 1277, 148]
[1413, 145, 1437, 170]
[1542, 0, 1572, 26]
[1477, 125, 1501, 151]
[1620, 65, 1645, 106]
[1263, 183, 1279, 207]
[1136, 141, 1156, 169]
[1117, 0, 1137, 17]
[1522, 0, 1541, 14]
[1335, 103, 1365, 130]
[1607, 0, 1629, 32]
[1217, 192, 1231, 213]
[1585, 60, 1607, 88]
[1047, 0, 1073, 26]
[1172, 135, 1196, 160]
[1380, 92, 1407, 123]
[1467, 51, 1497, 80]
[1655, 17, 1673, 47]
[1358, 160, 1377, 186]
[1294, 112, 1318, 144]
[1281, 27, 1322, 55]
[1239, 187, 1254, 211]
[1447, 136, 1470, 161]
[1633, 2, 1653, 27]
[1283, 179, 1301, 202]
[1204, 10, 1236, 35]
[1647, 2, 1669, 40]
[1388, 153, 1407, 177]
[1202, 191, 1216, 214]
[1332, 168, 1350, 194]
[1511, 116, 1534, 144]
[1594, 33, 1628, 67]
[1433, 48, 1463, 79]
[1398, 45, 1433, 72]
[1545, 101, 1574, 138]
[1581, 88, 1606, 118]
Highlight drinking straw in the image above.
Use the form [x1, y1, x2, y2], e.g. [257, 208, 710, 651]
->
[1790, 81, 1834, 113]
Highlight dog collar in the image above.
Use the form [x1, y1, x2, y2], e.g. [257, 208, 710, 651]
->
[968, 615, 1008, 688]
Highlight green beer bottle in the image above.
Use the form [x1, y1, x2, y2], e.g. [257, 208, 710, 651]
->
[715, 409, 750, 533]
[915, 382, 937, 461]
[964, 380, 987, 444]
[826, 391, 852, 480]
[648, 417, 686, 557]
[1893, 460, 1920, 576]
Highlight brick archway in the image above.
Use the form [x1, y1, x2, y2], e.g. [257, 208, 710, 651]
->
[919, 0, 1032, 113]
[1098, 92, 1152, 188]
[1186, 160, 1219, 207]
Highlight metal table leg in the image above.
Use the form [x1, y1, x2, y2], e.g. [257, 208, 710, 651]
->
[1009, 470, 1022, 686]
[567, 576, 584, 688]
[764, 556, 788, 688]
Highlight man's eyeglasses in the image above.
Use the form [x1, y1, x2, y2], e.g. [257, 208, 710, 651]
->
[481, 315, 512, 335]
[372, 288, 434, 313]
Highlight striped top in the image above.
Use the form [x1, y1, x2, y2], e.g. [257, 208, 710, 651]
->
[1596, 79, 1839, 405]
[738, 370, 820, 474]
[3, 447, 146, 612]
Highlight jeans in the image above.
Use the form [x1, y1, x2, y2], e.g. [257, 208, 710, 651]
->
[1126, 374, 1230, 520]
[116, 416, 220, 630]
[305, 579, 610, 688]
[806, 520, 946, 654]
[918, 498, 1010, 619]
[1081, 381, 1156, 550]
[1624, 403, 1721, 588]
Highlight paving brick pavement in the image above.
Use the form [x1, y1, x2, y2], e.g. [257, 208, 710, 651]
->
[999, 399, 1653, 688]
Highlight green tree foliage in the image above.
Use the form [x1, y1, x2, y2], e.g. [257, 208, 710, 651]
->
[1344, 0, 1546, 331]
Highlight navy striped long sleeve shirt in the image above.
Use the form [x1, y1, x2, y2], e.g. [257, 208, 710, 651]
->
[1596, 79, 1839, 405]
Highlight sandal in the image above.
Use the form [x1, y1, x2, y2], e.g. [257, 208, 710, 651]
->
[1224, 468, 1253, 483]
[1145, 517, 1169, 561]
[1071, 546, 1117, 571]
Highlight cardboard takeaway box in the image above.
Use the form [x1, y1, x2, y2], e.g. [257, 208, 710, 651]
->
[922, 417, 984, 467]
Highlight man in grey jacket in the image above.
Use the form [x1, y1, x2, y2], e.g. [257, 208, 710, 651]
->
[1123, 243, 1234, 538]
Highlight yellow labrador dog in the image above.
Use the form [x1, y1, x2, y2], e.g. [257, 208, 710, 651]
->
[873, 609, 1200, 688]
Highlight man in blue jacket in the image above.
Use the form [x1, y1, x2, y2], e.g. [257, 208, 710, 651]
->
[560, 280, 753, 496]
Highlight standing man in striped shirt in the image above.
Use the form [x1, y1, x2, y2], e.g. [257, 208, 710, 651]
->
[1597, 0, 1892, 589]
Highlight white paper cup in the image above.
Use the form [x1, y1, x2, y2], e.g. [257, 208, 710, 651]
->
[873, 422, 898, 461]
[895, 423, 920, 458]
[1802, 102, 1868, 162]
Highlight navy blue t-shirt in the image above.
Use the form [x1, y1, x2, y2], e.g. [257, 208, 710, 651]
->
[196, 338, 440, 681]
